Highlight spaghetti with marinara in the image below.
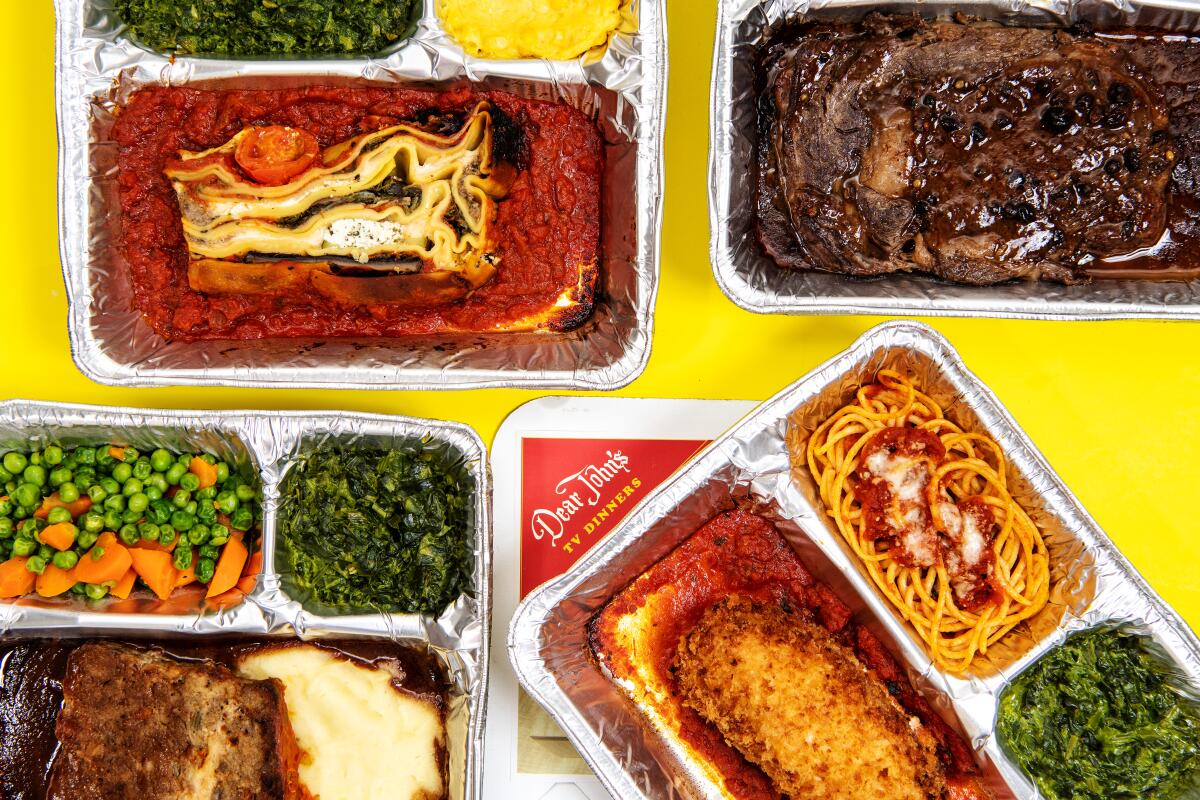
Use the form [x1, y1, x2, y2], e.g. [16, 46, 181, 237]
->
[793, 370, 1051, 674]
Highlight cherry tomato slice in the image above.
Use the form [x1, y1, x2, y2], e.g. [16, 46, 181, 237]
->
[234, 126, 319, 185]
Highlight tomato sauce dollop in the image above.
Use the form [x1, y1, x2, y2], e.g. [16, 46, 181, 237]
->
[112, 86, 603, 341]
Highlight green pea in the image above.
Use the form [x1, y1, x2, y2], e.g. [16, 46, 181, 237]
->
[179, 473, 200, 492]
[138, 522, 160, 542]
[62, 452, 78, 470]
[196, 486, 217, 501]
[95, 448, 114, 468]
[46, 507, 73, 525]
[28, 452, 41, 467]
[235, 484, 256, 503]
[196, 557, 216, 584]
[0, 518, 13, 537]
[208, 524, 229, 546]
[147, 500, 171, 525]
[122, 478, 143, 497]
[22, 517, 45, 535]
[11, 538, 35, 557]
[184, 501, 197, 516]
[158, 525, 176, 546]
[48, 467, 71, 488]
[102, 510, 122, 531]
[215, 491, 238, 515]
[13, 483, 40, 508]
[43, 446, 63, 466]
[165, 463, 186, 486]
[146, 474, 167, 493]
[3, 452, 27, 475]
[188, 525, 210, 546]
[84, 583, 108, 600]
[88, 484, 107, 503]
[72, 469, 96, 489]
[36, 545, 52, 561]
[52, 550, 79, 570]
[25, 556, 47, 575]
[89, 546, 106, 561]
[81, 512, 104, 533]
[172, 490, 191, 510]
[145, 486, 163, 502]
[0, 498, 12, 517]
[173, 546, 193, 571]
[103, 494, 125, 513]
[118, 525, 139, 546]
[230, 507, 253, 532]
[112, 462, 132, 483]
[199, 544, 220, 561]
[121, 509, 142, 525]
[99, 477, 119, 495]
[69, 582, 86, 595]
[127, 493, 149, 514]
[132, 459, 152, 481]
[150, 449, 173, 472]
[75, 447, 96, 466]
[76, 529, 99, 550]
[22, 465, 46, 487]
[123, 447, 140, 463]
[58, 482, 80, 504]
[170, 511, 195, 532]
[196, 503, 217, 524]
[215, 463, 229, 483]
[177, 452, 191, 465]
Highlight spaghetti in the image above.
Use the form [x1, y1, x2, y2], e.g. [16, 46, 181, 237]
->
[793, 370, 1051, 674]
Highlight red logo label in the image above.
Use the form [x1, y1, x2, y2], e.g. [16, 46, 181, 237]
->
[520, 437, 707, 597]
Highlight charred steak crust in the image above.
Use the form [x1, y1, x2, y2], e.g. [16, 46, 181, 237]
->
[755, 14, 1178, 285]
[49, 642, 306, 800]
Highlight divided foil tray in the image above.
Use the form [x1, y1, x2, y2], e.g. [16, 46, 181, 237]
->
[709, 0, 1200, 320]
[0, 402, 492, 800]
[53, 0, 666, 389]
[508, 320, 1200, 799]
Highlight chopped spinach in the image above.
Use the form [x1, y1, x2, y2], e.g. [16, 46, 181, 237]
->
[113, 0, 420, 57]
[278, 445, 473, 614]
[998, 628, 1200, 800]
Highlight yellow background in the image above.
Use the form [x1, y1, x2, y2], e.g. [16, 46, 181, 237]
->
[2, 3, 1196, 629]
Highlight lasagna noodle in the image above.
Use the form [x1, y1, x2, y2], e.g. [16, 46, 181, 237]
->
[793, 370, 1051, 674]
[166, 104, 505, 277]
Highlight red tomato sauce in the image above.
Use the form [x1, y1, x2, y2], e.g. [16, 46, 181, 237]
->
[112, 86, 603, 341]
[590, 509, 986, 800]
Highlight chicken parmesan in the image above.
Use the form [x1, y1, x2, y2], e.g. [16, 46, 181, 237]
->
[794, 370, 1052, 673]
[112, 86, 602, 341]
[589, 509, 991, 800]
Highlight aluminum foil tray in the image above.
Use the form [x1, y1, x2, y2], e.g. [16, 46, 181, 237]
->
[53, 0, 666, 389]
[709, 0, 1200, 320]
[509, 320, 1200, 799]
[0, 401, 492, 800]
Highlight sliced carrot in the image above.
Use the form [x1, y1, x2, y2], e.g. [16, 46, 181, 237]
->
[0, 557, 35, 598]
[189, 457, 219, 490]
[133, 538, 177, 553]
[129, 548, 178, 601]
[74, 533, 133, 585]
[206, 588, 245, 609]
[235, 550, 263, 594]
[34, 493, 92, 520]
[111, 568, 138, 600]
[108, 446, 126, 460]
[35, 564, 78, 598]
[206, 535, 248, 598]
[39, 522, 77, 551]
[175, 554, 196, 588]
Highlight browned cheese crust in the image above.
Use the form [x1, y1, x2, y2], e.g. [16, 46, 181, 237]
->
[674, 597, 947, 800]
[48, 642, 305, 800]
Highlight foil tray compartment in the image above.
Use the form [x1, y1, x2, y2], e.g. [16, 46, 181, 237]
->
[0, 401, 492, 800]
[709, 0, 1200, 320]
[54, 0, 666, 390]
[508, 320, 1200, 800]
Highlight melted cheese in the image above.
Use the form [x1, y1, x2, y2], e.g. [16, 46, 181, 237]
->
[438, 0, 627, 60]
[166, 105, 505, 276]
[237, 646, 444, 800]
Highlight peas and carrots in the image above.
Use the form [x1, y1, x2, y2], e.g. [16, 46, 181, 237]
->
[0, 444, 261, 604]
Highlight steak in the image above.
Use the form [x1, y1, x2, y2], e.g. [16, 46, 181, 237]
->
[756, 15, 1183, 284]
[48, 642, 307, 800]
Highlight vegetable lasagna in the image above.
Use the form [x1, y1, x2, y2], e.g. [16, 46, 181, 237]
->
[113, 86, 602, 341]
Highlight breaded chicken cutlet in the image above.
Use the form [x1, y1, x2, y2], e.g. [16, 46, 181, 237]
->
[674, 597, 947, 800]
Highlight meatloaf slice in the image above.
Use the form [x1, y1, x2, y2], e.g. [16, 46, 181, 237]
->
[48, 642, 306, 800]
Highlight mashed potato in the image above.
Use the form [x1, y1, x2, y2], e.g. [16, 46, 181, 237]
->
[438, 0, 627, 61]
[238, 645, 445, 800]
